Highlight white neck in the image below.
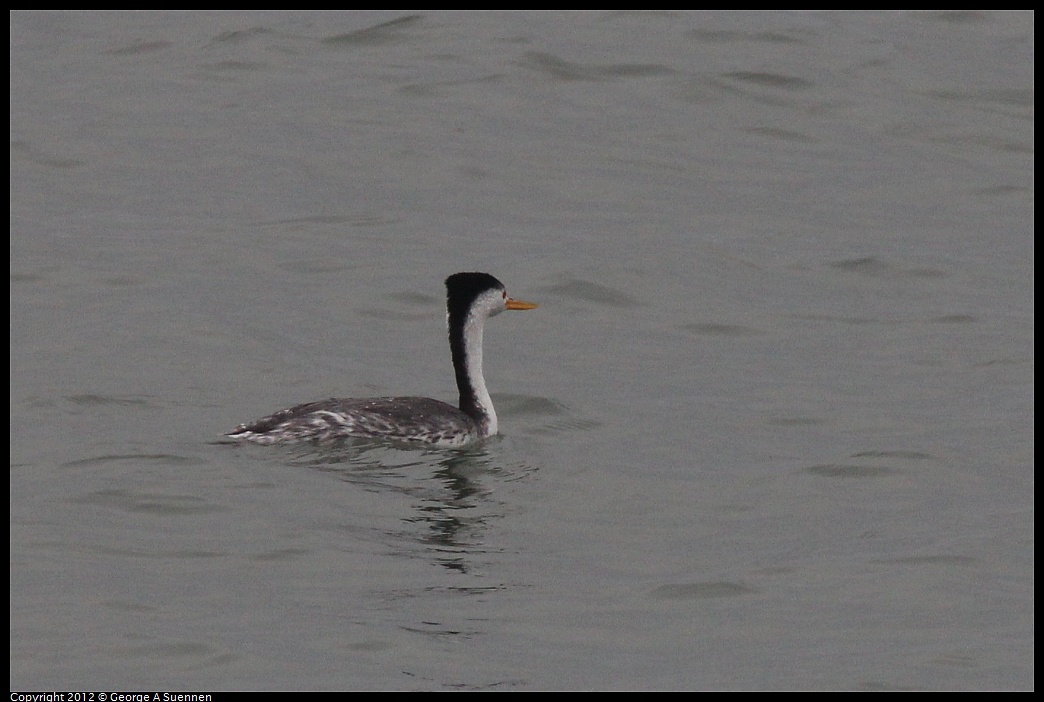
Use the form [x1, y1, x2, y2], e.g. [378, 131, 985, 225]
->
[461, 310, 497, 437]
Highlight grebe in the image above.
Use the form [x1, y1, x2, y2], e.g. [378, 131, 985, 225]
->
[226, 272, 537, 447]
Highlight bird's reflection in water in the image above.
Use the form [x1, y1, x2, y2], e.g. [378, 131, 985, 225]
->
[286, 438, 535, 574]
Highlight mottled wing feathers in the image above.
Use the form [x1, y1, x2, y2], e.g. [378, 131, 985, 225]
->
[227, 396, 478, 446]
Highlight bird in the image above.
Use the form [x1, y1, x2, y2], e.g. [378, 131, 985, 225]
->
[226, 272, 537, 447]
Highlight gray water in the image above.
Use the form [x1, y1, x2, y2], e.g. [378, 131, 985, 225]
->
[10, 10, 1033, 690]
